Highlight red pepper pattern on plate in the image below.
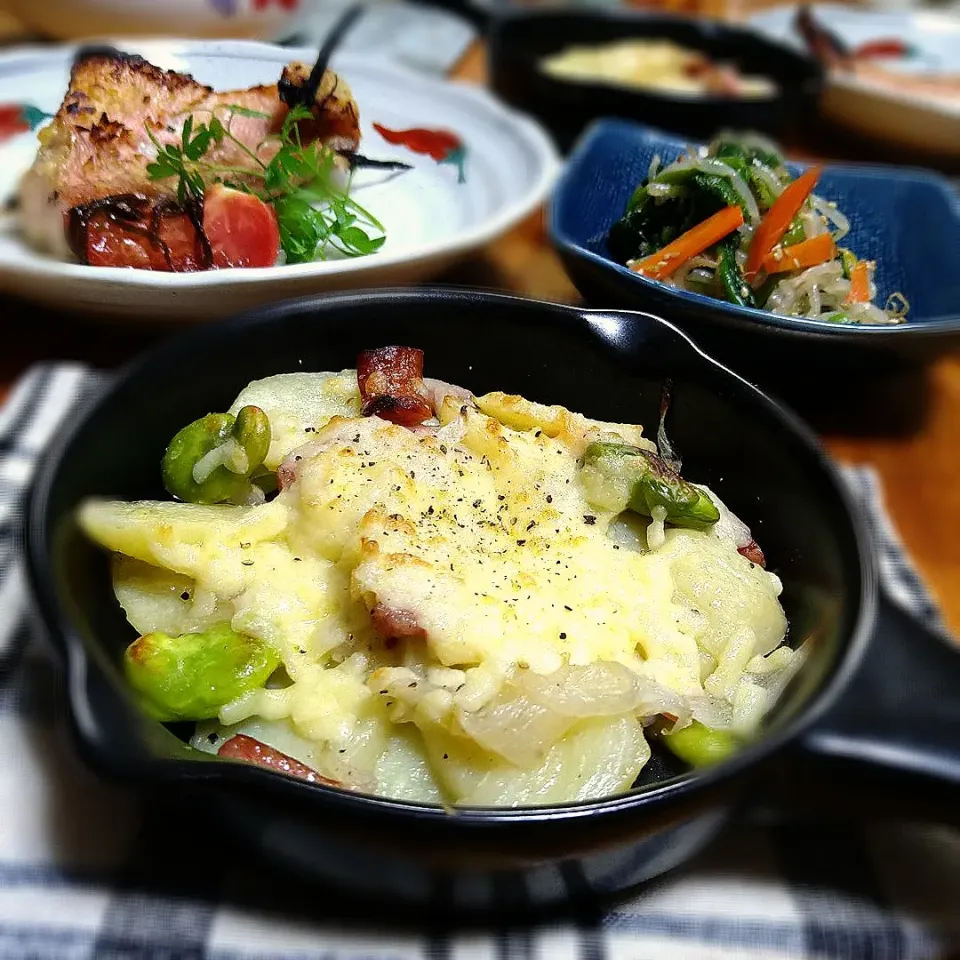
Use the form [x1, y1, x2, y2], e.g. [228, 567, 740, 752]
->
[209, 0, 299, 14]
[0, 105, 51, 145]
[373, 123, 466, 183]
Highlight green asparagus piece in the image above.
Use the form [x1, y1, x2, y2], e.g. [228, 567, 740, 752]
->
[581, 441, 720, 530]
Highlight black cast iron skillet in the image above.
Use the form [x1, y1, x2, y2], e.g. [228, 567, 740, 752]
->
[23, 288, 960, 918]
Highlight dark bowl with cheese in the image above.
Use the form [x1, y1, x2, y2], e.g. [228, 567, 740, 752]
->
[23, 288, 960, 919]
[488, 9, 823, 152]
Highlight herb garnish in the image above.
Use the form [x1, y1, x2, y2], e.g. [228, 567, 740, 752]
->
[146, 103, 385, 262]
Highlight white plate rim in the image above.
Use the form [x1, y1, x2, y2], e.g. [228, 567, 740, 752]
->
[748, 4, 960, 120]
[0, 38, 561, 291]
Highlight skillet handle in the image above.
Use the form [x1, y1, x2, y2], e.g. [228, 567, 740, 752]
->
[772, 593, 960, 824]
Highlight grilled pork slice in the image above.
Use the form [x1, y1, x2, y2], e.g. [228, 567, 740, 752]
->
[19, 48, 361, 258]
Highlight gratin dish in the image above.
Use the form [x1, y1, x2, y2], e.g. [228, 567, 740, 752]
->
[488, 10, 823, 152]
[24, 288, 960, 916]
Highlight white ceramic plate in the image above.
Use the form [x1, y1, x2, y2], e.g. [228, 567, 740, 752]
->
[0, 40, 559, 320]
[749, 4, 960, 156]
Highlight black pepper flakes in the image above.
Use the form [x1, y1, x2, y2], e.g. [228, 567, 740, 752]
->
[546, 495, 553, 504]
[180, 591, 190, 601]
[516, 539, 527, 546]
[564, 605, 572, 611]
[583, 515, 597, 525]
[559, 632, 567, 639]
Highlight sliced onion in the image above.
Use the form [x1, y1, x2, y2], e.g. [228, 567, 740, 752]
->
[746, 645, 795, 676]
[688, 694, 733, 730]
[522, 662, 692, 726]
[522, 662, 642, 717]
[758, 640, 809, 702]
[704, 626, 757, 701]
[731, 679, 769, 736]
[458, 691, 573, 767]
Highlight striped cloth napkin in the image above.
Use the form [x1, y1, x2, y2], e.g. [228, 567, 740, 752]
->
[1, 364, 958, 960]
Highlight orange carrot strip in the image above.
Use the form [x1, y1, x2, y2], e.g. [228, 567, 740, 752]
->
[744, 165, 823, 281]
[630, 205, 744, 281]
[846, 260, 871, 303]
[761, 233, 837, 275]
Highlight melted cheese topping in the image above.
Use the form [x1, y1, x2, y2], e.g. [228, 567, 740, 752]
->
[287, 409, 698, 690]
[541, 39, 777, 98]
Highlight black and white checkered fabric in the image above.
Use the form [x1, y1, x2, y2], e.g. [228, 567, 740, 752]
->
[0, 364, 958, 960]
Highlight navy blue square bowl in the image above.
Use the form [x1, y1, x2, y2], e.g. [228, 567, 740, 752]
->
[548, 119, 960, 369]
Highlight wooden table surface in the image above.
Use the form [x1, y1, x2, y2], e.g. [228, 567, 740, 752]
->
[2, 39, 958, 635]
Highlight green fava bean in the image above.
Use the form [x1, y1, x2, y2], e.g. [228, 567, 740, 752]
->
[663, 721, 739, 767]
[582, 441, 720, 530]
[124, 621, 280, 722]
[161, 404, 271, 504]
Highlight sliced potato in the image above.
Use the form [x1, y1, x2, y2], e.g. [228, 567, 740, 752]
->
[112, 557, 233, 637]
[375, 727, 445, 804]
[78, 498, 287, 578]
[228, 371, 361, 469]
[421, 714, 650, 807]
[668, 530, 787, 660]
[476, 392, 653, 452]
